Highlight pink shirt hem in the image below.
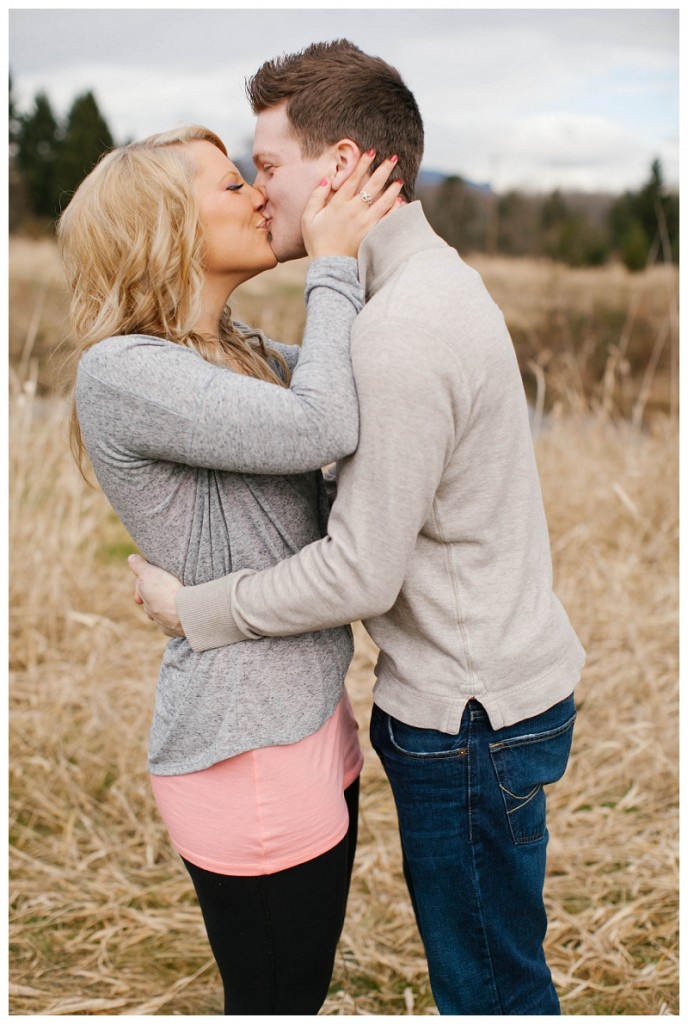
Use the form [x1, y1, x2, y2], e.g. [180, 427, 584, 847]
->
[151, 695, 362, 876]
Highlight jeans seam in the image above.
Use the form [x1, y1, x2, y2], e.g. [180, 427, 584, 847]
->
[467, 713, 504, 1014]
[467, 734, 474, 845]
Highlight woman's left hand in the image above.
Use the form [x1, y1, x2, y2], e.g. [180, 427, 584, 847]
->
[302, 150, 404, 259]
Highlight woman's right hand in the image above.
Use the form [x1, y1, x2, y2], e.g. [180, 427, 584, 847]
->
[302, 151, 404, 259]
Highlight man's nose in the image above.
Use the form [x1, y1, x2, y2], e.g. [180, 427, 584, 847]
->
[252, 170, 268, 196]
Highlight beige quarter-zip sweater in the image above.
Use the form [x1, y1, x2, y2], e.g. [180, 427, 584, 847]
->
[177, 202, 585, 732]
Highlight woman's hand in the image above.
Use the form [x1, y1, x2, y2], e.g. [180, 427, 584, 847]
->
[302, 151, 404, 259]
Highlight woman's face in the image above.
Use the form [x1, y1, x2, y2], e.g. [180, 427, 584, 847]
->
[188, 139, 278, 286]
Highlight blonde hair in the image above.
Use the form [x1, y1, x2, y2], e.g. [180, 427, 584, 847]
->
[57, 124, 289, 473]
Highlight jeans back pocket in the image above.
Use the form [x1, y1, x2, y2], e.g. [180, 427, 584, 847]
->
[385, 714, 467, 759]
[488, 710, 576, 845]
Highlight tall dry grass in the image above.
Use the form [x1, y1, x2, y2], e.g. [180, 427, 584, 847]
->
[9, 240, 678, 1014]
[8, 236, 679, 421]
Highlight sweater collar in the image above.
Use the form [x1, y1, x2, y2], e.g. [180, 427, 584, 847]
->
[358, 200, 446, 300]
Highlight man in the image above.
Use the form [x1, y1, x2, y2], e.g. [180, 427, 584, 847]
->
[130, 39, 585, 1015]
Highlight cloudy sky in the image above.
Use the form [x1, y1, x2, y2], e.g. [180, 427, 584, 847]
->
[8, 5, 679, 195]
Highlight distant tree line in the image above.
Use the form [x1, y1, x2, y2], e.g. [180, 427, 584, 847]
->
[9, 76, 114, 231]
[9, 77, 679, 271]
[419, 159, 678, 270]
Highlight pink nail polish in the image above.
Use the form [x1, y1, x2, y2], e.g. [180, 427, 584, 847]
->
[320, 178, 329, 186]
[367, 148, 376, 157]
[391, 154, 398, 164]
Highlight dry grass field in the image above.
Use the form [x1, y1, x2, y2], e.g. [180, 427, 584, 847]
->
[9, 238, 679, 1014]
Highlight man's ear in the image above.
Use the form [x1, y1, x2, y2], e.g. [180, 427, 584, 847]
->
[329, 139, 362, 191]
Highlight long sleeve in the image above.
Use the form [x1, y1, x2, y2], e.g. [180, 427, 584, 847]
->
[176, 320, 463, 650]
[76, 257, 362, 476]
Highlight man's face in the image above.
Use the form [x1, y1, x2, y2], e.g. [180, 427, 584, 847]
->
[252, 104, 334, 263]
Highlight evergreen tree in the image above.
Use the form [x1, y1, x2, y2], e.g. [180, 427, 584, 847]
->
[540, 189, 569, 231]
[641, 160, 679, 264]
[54, 90, 114, 212]
[9, 74, 30, 230]
[662, 189, 679, 265]
[609, 160, 679, 269]
[621, 219, 650, 272]
[9, 74, 21, 149]
[15, 90, 62, 218]
[541, 191, 609, 267]
[497, 190, 540, 257]
[540, 190, 569, 259]
[423, 176, 486, 254]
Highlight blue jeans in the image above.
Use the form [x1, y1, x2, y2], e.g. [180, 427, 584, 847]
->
[370, 693, 576, 1015]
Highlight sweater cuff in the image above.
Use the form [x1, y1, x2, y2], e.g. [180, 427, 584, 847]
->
[176, 576, 249, 653]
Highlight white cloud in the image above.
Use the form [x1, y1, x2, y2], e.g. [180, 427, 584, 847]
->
[423, 109, 676, 193]
[14, 62, 255, 151]
[9, 7, 679, 194]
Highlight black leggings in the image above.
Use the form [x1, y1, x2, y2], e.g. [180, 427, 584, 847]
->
[182, 777, 359, 1015]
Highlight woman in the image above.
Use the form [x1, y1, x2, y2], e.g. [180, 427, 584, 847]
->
[58, 125, 401, 1014]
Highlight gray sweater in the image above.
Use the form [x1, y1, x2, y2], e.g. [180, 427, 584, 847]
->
[177, 203, 586, 732]
[75, 258, 363, 774]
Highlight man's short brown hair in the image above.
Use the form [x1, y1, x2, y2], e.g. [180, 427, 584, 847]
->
[246, 39, 424, 201]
